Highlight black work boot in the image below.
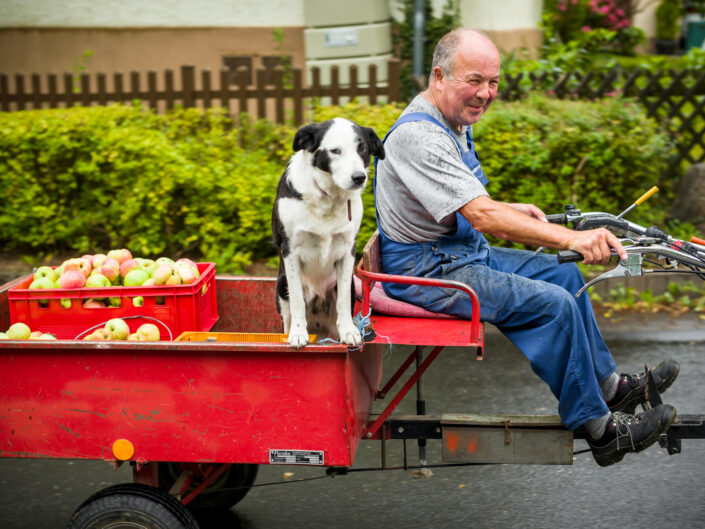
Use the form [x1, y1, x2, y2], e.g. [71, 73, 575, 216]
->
[587, 404, 677, 467]
[607, 359, 680, 414]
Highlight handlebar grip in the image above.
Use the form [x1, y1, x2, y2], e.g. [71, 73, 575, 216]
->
[557, 250, 583, 263]
[546, 214, 566, 224]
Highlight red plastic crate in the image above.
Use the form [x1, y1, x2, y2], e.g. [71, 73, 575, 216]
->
[8, 263, 218, 340]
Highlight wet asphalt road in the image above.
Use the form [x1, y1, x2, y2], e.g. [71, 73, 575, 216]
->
[1, 326, 705, 529]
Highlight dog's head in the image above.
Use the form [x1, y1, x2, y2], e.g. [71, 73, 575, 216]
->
[292, 118, 385, 191]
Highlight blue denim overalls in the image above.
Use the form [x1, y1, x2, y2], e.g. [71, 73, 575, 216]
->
[375, 112, 615, 430]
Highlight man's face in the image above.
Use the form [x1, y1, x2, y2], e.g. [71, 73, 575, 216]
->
[434, 37, 501, 130]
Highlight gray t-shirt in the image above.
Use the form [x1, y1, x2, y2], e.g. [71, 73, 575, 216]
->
[376, 95, 489, 243]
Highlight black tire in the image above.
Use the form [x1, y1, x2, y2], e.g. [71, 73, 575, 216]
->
[158, 462, 258, 510]
[66, 483, 199, 529]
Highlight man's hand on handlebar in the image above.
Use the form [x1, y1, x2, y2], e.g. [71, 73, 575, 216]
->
[564, 228, 628, 265]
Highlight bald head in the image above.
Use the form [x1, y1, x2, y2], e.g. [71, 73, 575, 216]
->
[430, 28, 499, 82]
[424, 28, 501, 129]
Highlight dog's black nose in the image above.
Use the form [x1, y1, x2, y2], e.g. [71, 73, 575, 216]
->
[352, 172, 367, 186]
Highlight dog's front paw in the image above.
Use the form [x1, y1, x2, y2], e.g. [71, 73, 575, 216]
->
[338, 322, 362, 347]
[287, 327, 310, 349]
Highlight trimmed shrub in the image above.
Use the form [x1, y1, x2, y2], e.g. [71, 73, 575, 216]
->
[0, 94, 677, 272]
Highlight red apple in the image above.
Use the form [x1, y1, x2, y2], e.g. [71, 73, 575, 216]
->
[100, 259, 120, 283]
[119, 259, 140, 279]
[59, 270, 86, 289]
[108, 248, 132, 265]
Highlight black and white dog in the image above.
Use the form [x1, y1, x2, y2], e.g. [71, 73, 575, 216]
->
[271, 118, 385, 348]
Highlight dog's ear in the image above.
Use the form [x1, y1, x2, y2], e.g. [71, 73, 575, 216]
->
[292, 123, 322, 153]
[363, 127, 386, 160]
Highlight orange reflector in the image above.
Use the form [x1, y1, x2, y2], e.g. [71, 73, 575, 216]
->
[112, 439, 135, 461]
[175, 332, 317, 343]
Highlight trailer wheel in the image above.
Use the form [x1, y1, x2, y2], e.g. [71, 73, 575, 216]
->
[66, 483, 199, 529]
[158, 462, 258, 510]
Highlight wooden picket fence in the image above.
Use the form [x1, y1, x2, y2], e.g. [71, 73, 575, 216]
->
[0, 60, 402, 126]
[1, 60, 704, 166]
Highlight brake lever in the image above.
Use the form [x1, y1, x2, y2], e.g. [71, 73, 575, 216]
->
[575, 253, 644, 298]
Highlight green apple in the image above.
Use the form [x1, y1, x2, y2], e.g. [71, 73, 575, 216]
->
[60, 298, 72, 309]
[109, 297, 122, 307]
[6, 322, 31, 340]
[85, 273, 111, 288]
[124, 269, 149, 287]
[34, 266, 57, 283]
[0, 332, 9, 339]
[105, 318, 130, 340]
[30, 276, 56, 307]
[132, 296, 144, 307]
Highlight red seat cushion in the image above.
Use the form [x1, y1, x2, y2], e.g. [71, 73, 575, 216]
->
[353, 276, 455, 319]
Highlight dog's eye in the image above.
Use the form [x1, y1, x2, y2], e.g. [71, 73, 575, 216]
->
[358, 143, 367, 155]
[330, 148, 341, 155]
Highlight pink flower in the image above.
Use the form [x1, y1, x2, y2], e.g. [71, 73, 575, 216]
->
[557, 3, 566, 11]
[615, 8, 624, 17]
[581, 25, 593, 32]
[600, 5, 610, 13]
[617, 19, 631, 28]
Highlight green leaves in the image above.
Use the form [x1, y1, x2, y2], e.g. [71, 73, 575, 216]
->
[0, 94, 678, 272]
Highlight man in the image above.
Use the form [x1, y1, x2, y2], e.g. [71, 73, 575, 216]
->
[375, 28, 679, 467]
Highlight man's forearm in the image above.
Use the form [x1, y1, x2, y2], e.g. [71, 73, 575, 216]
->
[460, 196, 572, 248]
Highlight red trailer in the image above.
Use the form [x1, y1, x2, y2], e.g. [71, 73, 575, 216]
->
[1, 232, 703, 529]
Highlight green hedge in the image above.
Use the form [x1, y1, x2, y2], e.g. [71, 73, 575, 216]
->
[0, 95, 678, 273]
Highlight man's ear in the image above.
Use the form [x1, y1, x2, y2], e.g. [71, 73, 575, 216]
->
[364, 127, 385, 160]
[292, 123, 323, 152]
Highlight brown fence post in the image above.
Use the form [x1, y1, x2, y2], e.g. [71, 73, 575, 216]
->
[368, 64, 378, 105]
[387, 58, 400, 102]
[293, 67, 303, 126]
[202, 69, 212, 109]
[15, 74, 26, 110]
[182, 65, 195, 108]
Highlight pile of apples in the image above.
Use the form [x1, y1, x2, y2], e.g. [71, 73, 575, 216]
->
[28, 248, 201, 308]
[83, 318, 161, 341]
[0, 322, 56, 340]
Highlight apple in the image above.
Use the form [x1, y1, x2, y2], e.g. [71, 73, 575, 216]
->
[34, 266, 58, 283]
[29, 330, 44, 339]
[85, 273, 111, 289]
[142, 278, 155, 286]
[176, 258, 198, 270]
[139, 259, 158, 277]
[119, 259, 140, 279]
[176, 263, 199, 285]
[124, 268, 149, 287]
[0, 332, 8, 340]
[132, 296, 144, 307]
[108, 297, 122, 307]
[155, 257, 174, 267]
[83, 328, 113, 341]
[62, 258, 80, 272]
[40, 333, 56, 340]
[127, 333, 139, 341]
[61, 298, 72, 309]
[108, 248, 132, 265]
[152, 264, 174, 286]
[136, 323, 160, 341]
[100, 258, 120, 283]
[105, 318, 129, 340]
[64, 257, 91, 278]
[165, 272, 182, 286]
[92, 253, 108, 269]
[6, 322, 31, 340]
[81, 254, 94, 267]
[83, 299, 106, 308]
[58, 270, 86, 289]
